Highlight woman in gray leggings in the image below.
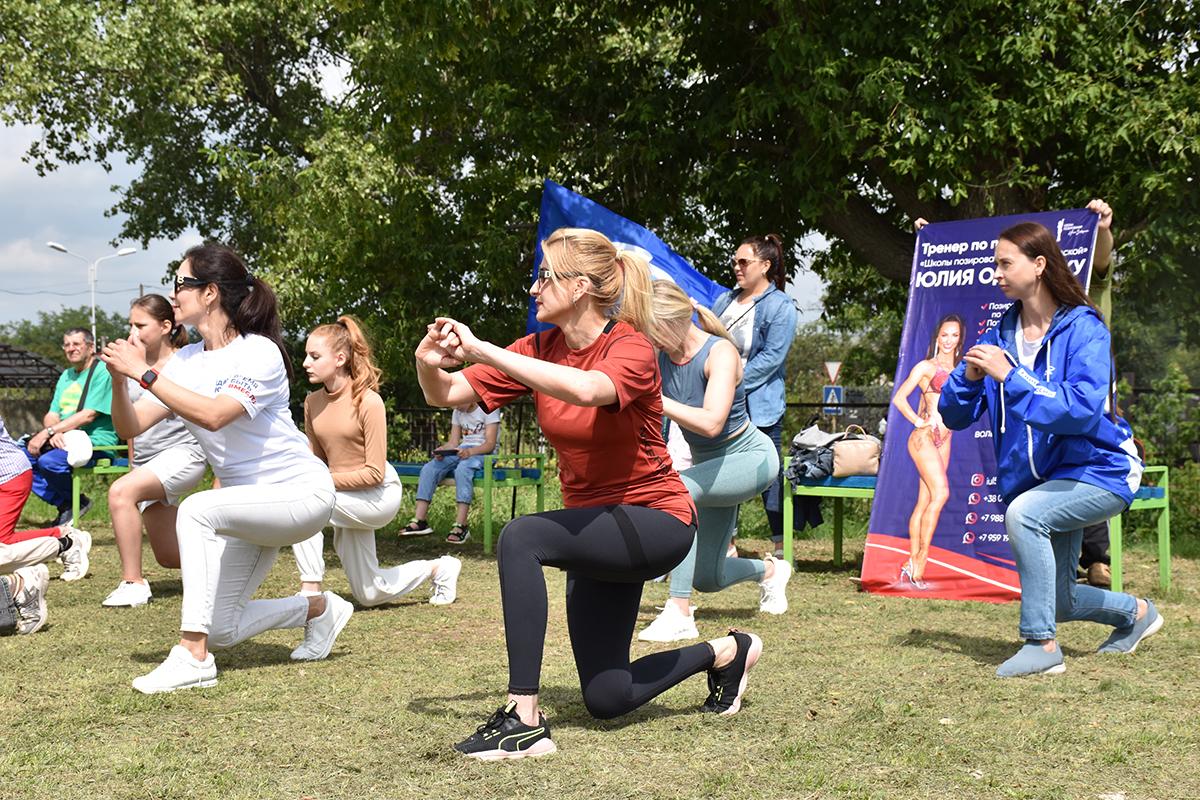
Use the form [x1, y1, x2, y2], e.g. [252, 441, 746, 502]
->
[638, 281, 791, 644]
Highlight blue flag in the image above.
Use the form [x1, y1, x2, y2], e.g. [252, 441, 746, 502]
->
[528, 180, 727, 332]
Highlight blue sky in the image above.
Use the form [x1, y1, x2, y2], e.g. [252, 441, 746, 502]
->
[0, 123, 201, 326]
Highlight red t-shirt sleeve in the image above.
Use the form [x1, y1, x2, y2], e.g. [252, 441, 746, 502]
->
[590, 332, 658, 412]
[462, 334, 537, 412]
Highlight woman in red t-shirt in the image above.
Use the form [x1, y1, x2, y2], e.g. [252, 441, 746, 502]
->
[416, 227, 765, 761]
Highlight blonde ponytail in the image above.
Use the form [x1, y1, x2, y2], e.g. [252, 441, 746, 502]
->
[694, 305, 735, 345]
[648, 280, 735, 350]
[611, 250, 654, 334]
[310, 315, 382, 407]
[540, 227, 655, 335]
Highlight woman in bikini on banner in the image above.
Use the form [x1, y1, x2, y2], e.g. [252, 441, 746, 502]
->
[889, 313, 964, 588]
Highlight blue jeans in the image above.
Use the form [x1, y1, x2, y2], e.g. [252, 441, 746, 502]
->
[24, 446, 73, 510]
[415, 454, 485, 505]
[668, 426, 777, 598]
[1006, 480, 1137, 641]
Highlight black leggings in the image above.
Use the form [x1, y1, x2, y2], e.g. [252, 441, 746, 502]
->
[497, 504, 715, 719]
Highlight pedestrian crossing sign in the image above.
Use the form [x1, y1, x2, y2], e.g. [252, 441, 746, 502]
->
[822, 385, 844, 415]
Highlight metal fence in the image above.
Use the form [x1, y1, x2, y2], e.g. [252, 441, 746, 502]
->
[387, 400, 546, 462]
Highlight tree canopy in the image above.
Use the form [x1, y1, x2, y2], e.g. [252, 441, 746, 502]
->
[0, 306, 129, 368]
[4, 0, 1199, 396]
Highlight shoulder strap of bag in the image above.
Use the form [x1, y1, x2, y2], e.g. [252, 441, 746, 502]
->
[74, 360, 100, 416]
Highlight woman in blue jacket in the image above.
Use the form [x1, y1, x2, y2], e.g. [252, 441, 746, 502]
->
[712, 234, 798, 551]
[939, 221, 1161, 678]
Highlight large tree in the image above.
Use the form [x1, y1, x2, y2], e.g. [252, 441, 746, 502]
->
[4, 1, 1198, 396]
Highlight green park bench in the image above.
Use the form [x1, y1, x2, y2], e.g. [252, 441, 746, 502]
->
[780, 457, 1173, 592]
[390, 453, 546, 552]
[71, 445, 131, 524]
[1109, 465, 1171, 592]
[780, 468, 875, 568]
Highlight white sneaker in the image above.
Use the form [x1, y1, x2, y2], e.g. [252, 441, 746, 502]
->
[429, 555, 462, 606]
[102, 579, 152, 607]
[638, 602, 700, 642]
[59, 526, 91, 581]
[290, 591, 353, 661]
[132, 645, 217, 694]
[12, 564, 49, 634]
[759, 555, 792, 615]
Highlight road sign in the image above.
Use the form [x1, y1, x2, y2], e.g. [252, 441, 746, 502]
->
[822, 385, 844, 415]
[824, 361, 842, 384]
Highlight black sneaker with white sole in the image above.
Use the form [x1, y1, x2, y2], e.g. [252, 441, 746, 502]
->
[701, 629, 763, 716]
[453, 701, 557, 761]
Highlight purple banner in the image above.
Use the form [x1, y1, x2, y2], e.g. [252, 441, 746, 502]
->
[861, 209, 1099, 601]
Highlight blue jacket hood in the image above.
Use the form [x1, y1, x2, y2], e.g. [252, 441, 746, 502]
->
[938, 302, 1142, 505]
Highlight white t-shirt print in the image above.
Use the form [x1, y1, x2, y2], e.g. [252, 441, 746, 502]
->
[149, 334, 329, 487]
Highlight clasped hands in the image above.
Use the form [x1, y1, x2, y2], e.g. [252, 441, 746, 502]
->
[416, 317, 484, 369]
[963, 344, 1013, 383]
[100, 333, 151, 380]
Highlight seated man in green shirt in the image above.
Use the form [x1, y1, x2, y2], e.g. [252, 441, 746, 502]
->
[23, 327, 119, 525]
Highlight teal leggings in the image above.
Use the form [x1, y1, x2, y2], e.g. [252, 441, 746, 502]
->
[668, 425, 779, 598]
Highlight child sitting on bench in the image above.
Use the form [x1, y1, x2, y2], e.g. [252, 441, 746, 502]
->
[402, 403, 500, 544]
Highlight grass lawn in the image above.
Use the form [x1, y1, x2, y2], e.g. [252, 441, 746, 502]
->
[3, 477, 1198, 800]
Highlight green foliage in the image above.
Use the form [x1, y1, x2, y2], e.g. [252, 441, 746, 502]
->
[0, 305, 129, 366]
[1123, 365, 1200, 466]
[5, 1, 1200, 395]
[809, 243, 909, 385]
[1166, 460, 1200, 547]
[1112, 300, 1200, 388]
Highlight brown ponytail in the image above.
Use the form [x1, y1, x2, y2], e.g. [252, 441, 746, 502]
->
[183, 242, 293, 381]
[131, 293, 188, 348]
[309, 315, 382, 407]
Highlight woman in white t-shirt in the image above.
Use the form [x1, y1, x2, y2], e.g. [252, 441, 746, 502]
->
[401, 403, 501, 544]
[102, 242, 349, 694]
[102, 294, 208, 608]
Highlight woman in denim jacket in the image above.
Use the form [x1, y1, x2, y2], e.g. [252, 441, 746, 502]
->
[711, 234, 798, 551]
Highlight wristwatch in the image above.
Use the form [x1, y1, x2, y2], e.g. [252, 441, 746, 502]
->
[139, 368, 160, 390]
[45, 426, 56, 437]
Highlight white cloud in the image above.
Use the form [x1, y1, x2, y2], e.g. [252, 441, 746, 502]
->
[0, 122, 199, 325]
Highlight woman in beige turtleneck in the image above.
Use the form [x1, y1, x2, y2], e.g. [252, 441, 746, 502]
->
[291, 316, 461, 607]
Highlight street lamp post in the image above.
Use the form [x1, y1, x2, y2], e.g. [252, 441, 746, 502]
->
[46, 242, 138, 350]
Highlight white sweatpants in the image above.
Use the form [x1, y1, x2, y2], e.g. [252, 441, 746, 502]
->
[176, 479, 335, 647]
[291, 466, 435, 606]
[1, 537, 60, 573]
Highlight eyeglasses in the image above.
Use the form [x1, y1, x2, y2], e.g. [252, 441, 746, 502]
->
[730, 257, 765, 269]
[173, 275, 210, 293]
[533, 267, 581, 286]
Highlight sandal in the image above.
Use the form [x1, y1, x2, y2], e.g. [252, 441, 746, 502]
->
[401, 519, 433, 536]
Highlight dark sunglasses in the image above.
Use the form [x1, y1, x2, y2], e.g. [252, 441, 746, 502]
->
[730, 257, 764, 269]
[173, 275, 210, 293]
